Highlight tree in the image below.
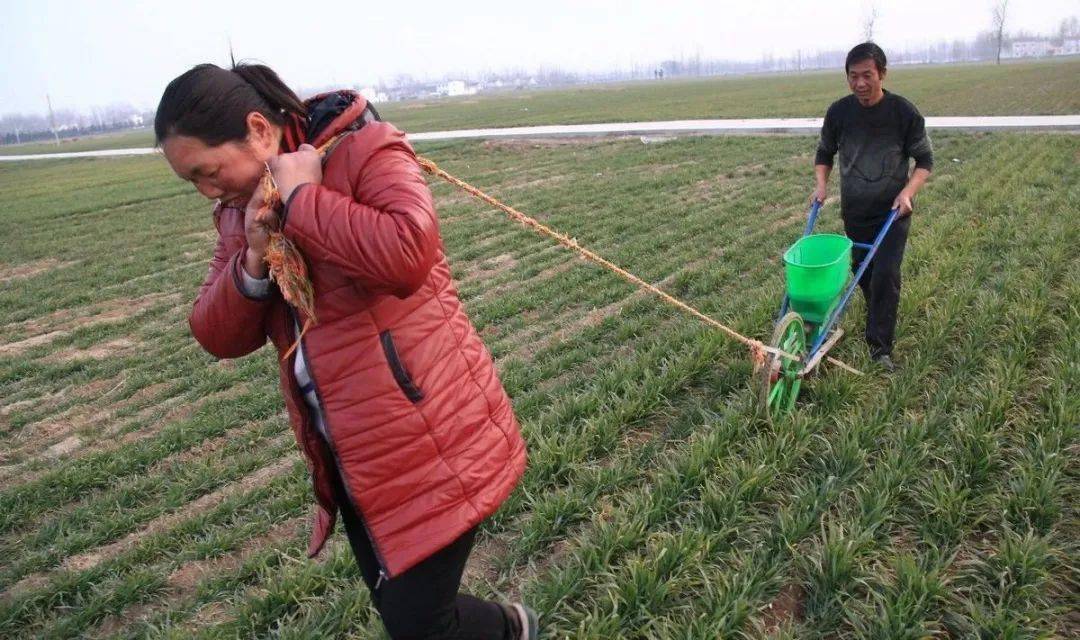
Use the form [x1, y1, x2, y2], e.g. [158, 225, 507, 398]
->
[1059, 16, 1080, 40]
[992, 0, 1009, 64]
[862, 2, 878, 42]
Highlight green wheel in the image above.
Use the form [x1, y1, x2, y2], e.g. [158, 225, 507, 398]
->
[756, 311, 807, 421]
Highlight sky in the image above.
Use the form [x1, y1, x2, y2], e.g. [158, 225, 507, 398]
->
[1, 0, 1077, 116]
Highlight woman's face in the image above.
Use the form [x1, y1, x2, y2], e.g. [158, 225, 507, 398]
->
[162, 112, 280, 205]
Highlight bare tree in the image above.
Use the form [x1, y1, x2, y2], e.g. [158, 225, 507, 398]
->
[862, 2, 878, 41]
[992, 0, 1009, 64]
[1059, 16, 1080, 40]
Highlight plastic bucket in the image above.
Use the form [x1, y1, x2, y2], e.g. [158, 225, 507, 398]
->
[783, 234, 852, 324]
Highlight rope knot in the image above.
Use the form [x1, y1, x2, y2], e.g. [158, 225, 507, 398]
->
[257, 134, 346, 360]
[417, 156, 439, 174]
[749, 340, 767, 371]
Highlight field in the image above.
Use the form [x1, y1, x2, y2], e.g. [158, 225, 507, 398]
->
[0, 129, 158, 157]
[2, 57, 1079, 156]
[0, 129, 1077, 639]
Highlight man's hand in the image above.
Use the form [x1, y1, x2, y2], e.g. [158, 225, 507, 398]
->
[894, 168, 930, 218]
[892, 190, 914, 217]
[268, 143, 322, 205]
[812, 164, 831, 206]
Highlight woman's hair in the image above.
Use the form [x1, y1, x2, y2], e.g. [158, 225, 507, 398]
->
[154, 62, 306, 146]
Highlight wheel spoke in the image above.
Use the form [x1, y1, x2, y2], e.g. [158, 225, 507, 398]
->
[768, 382, 784, 406]
[759, 311, 807, 421]
[785, 380, 802, 411]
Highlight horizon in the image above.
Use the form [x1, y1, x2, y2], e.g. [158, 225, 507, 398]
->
[2, 0, 1078, 121]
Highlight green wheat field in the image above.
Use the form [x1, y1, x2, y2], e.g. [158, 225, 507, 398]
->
[0, 60, 1077, 639]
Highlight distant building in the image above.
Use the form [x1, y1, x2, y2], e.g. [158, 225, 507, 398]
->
[129, 114, 144, 127]
[359, 86, 389, 103]
[436, 80, 478, 97]
[438, 80, 464, 96]
[1063, 39, 1080, 55]
[1012, 40, 1051, 57]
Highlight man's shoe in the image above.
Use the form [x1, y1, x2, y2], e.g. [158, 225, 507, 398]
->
[873, 354, 897, 373]
[510, 603, 539, 640]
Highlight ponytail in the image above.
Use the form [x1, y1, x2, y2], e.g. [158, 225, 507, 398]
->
[230, 64, 307, 118]
[154, 62, 306, 146]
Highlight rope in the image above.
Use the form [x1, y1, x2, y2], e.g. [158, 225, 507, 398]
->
[258, 133, 347, 360]
[254, 141, 860, 375]
[416, 155, 805, 366]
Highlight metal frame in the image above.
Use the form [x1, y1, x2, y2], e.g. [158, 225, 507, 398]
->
[777, 200, 901, 373]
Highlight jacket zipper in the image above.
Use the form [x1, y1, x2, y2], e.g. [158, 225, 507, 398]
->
[289, 309, 391, 586]
[379, 330, 424, 403]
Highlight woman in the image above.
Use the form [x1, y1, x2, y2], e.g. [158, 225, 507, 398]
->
[155, 62, 535, 639]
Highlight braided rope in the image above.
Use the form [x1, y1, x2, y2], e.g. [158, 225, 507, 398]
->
[252, 140, 861, 374]
[257, 133, 346, 360]
[417, 155, 803, 365]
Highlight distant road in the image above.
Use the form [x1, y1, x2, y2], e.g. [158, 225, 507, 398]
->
[2, 115, 1077, 161]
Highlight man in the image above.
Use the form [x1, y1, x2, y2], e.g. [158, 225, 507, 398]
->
[813, 42, 933, 372]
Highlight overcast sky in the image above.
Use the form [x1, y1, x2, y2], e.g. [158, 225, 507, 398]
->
[2, 0, 1077, 115]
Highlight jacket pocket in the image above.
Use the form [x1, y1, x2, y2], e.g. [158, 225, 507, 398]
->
[379, 330, 424, 403]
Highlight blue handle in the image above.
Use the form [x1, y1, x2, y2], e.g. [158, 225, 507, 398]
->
[803, 199, 823, 236]
[845, 207, 900, 299]
[779, 199, 825, 320]
[806, 208, 901, 356]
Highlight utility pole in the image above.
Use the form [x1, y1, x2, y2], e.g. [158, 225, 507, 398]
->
[46, 94, 60, 146]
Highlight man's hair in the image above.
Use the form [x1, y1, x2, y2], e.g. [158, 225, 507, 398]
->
[845, 42, 887, 74]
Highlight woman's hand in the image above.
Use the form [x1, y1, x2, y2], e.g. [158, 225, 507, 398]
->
[269, 143, 322, 205]
[243, 178, 272, 278]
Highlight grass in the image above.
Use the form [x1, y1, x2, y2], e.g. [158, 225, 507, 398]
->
[0, 128, 157, 156]
[2, 57, 1078, 156]
[0, 130, 1076, 639]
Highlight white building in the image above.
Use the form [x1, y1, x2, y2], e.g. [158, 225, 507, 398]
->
[436, 80, 477, 97]
[359, 86, 389, 103]
[1012, 40, 1051, 57]
[1063, 39, 1080, 55]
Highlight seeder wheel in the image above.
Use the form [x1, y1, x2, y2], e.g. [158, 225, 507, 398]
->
[756, 311, 807, 421]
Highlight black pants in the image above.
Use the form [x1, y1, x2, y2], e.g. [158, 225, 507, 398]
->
[327, 450, 514, 640]
[844, 214, 910, 358]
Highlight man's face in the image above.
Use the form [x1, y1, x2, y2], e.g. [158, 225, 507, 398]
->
[847, 58, 885, 106]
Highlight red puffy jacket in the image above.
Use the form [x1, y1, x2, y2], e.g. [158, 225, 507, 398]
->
[188, 92, 526, 577]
